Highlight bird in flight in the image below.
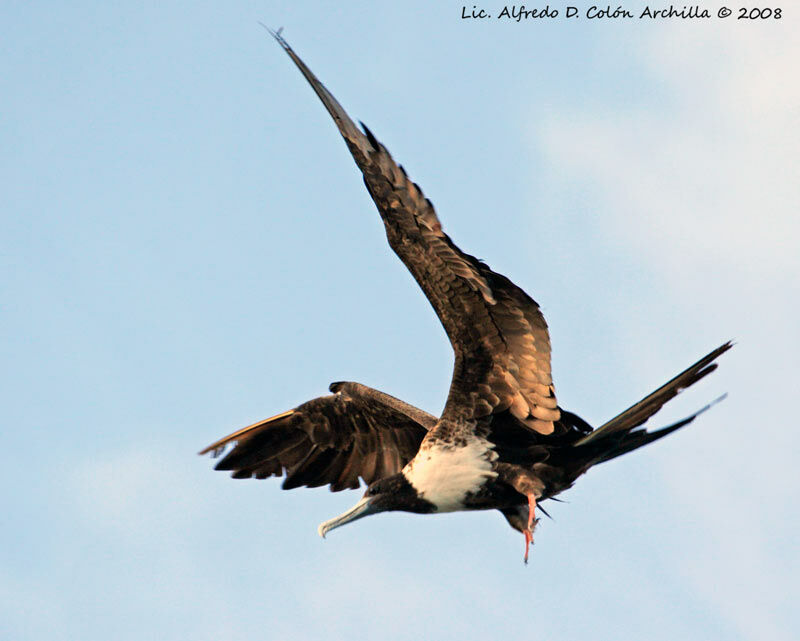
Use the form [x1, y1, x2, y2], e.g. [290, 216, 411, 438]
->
[200, 30, 731, 562]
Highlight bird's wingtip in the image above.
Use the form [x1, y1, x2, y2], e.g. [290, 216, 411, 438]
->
[258, 22, 288, 47]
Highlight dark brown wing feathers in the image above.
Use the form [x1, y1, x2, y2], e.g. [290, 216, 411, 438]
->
[270, 31, 558, 436]
[200, 382, 433, 491]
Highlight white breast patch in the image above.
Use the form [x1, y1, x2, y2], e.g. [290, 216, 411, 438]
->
[402, 439, 498, 512]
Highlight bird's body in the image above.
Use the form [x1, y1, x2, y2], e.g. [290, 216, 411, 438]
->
[404, 437, 498, 513]
[201, 31, 731, 561]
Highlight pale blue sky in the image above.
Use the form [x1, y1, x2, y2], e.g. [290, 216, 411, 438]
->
[2, 2, 798, 640]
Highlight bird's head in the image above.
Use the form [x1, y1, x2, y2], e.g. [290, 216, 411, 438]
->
[317, 473, 435, 537]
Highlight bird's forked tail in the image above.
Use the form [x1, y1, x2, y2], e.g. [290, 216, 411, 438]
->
[571, 341, 732, 465]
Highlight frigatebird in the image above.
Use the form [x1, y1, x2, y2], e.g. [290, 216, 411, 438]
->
[200, 31, 731, 562]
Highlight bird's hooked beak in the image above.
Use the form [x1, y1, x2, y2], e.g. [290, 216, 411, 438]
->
[318, 496, 380, 538]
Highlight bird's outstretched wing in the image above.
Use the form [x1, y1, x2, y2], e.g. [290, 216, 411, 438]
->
[269, 31, 559, 436]
[199, 382, 434, 490]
